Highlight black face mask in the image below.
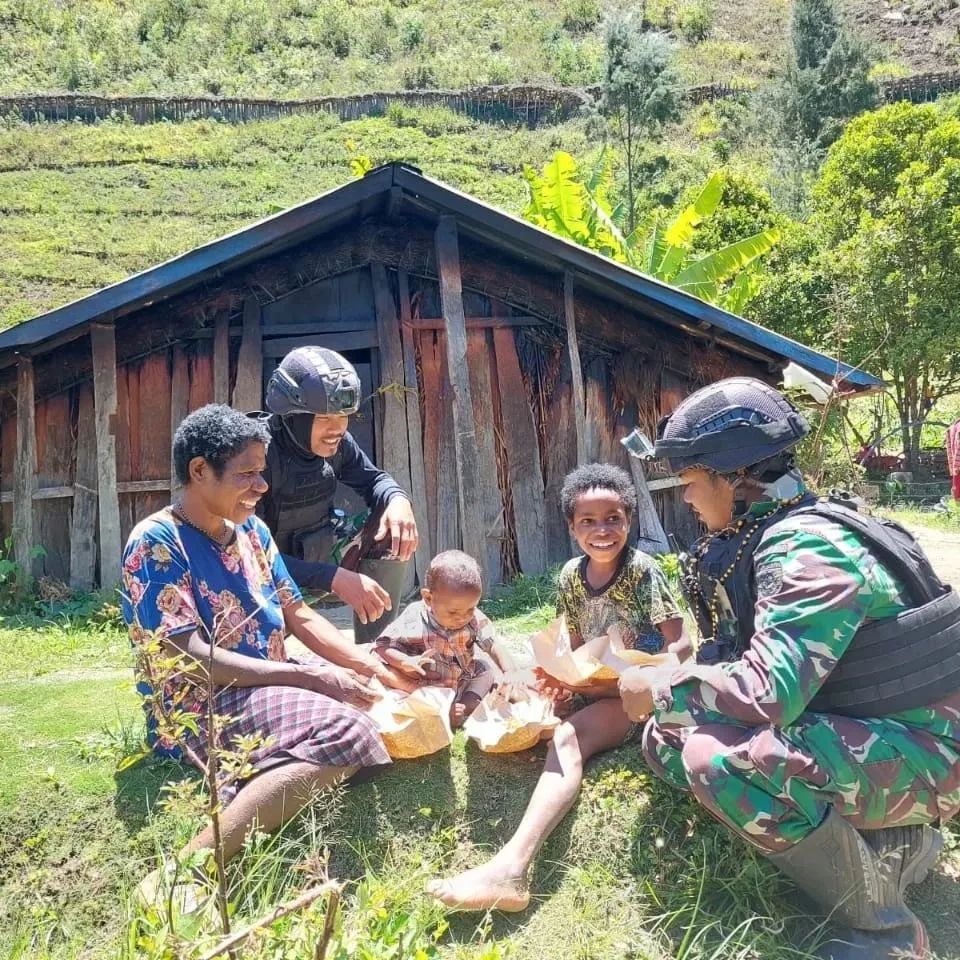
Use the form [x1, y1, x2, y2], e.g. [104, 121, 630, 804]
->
[282, 414, 315, 455]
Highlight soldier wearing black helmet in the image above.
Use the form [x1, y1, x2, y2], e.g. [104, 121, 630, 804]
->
[617, 376, 960, 959]
[256, 346, 419, 643]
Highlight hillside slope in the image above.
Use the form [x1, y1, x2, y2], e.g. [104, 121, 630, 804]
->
[0, 109, 593, 328]
[1, 0, 956, 99]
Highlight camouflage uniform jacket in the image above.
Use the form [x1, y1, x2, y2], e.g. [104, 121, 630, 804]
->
[650, 499, 960, 805]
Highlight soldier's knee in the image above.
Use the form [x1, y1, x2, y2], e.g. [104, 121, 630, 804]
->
[680, 723, 739, 786]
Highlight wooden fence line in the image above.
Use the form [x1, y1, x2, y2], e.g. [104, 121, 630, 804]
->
[2, 70, 956, 129]
[0, 81, 745, 128]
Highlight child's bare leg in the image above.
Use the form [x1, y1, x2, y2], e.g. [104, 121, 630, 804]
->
[451, 691, 482, 729]
[427, 697, 634, 911]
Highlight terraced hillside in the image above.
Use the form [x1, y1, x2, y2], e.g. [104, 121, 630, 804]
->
[0, 110, 597, 328]
[2, 0, 956, 99]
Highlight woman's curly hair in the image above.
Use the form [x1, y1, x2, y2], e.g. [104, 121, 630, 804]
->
[173, 405, 271, 484]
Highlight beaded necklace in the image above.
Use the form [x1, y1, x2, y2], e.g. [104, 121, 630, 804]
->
[691, 490, 807, 640]
[172, 502, 232, 547]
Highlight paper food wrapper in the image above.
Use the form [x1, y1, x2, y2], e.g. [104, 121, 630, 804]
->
[464, 684, 560, 754]
[362, 681, 456, 759]
[530, 617, 672, 686]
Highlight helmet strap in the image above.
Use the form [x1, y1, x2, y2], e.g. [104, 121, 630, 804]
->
[281, 413, 316, 456]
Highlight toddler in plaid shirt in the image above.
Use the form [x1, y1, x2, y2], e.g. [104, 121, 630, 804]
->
[374, 550, 511, 726]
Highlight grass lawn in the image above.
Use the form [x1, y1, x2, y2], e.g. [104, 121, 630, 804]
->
[3, 573, 960, 960]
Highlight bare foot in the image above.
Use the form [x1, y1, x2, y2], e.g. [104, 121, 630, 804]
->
[426, 860, 530, 912]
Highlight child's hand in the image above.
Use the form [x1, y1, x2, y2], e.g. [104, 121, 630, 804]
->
[382, 649, 434, 678]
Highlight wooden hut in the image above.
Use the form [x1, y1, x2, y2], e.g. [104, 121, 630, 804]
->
[0, 162, 880, 590]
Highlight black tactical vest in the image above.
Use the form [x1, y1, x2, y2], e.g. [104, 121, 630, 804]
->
[683, 495, 960, 718]
[258, 415, 342, 555]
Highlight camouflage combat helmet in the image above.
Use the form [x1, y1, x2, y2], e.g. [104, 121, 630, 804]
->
[654, 376, 809, 475]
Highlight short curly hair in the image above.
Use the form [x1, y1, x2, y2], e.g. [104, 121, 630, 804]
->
[172, 405, 271, 484]
[560, 463, 637, 522]
[424, 550, 483, 594]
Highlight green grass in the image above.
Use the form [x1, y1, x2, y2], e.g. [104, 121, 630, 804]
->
[0, 0, 802, 99]
[878, 504, 960, 535]
[3, 583, 960, 960]
[0, 109, 595, 328]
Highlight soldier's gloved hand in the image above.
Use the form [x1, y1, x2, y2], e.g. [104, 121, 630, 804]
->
[331, 568, 391, 624]
[297, 661, 380, 707]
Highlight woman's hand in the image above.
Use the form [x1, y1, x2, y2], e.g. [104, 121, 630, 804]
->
[296, 660, 380, 707]
[331, 568, 391, 624]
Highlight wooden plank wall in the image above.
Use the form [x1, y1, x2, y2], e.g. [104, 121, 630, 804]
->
[33, 391, 74, 580]
[655, 368, 701, 548]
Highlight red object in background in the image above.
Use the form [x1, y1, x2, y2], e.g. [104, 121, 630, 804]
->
[947, 420, 960, 501]
[857, 444, 904, 474]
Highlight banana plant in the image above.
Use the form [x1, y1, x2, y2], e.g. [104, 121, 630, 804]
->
[522, 152, 779, 313]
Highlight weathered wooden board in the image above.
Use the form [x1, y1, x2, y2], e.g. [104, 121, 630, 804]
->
[170, 343, 190, 490]
[435, 216, 484, 576]
[34, 392, 74, 580]
[435, 341, 461, 555]
[90, 322, 122, 587]
[70, 382, 98, 591]
[542, 368, 577, 566]
[398, 268, 431, 585]
[372, 264, 413, 492]
[418, 330, 441, 556]
[114, 351, 135, 547]
[261, 331, 379, 357]
[564, 271, 587, 466]
[658, 368, 700, 547]
[492, 326, 547, 577]
[372, 263, 415, 594]
[233, 296, 263, 412]
[213, 311, 230, 404]
[336, 266, 376, 327]
[126, 362, 142, 482]
[466, 330, 505, 585]
[136, 350, 172, 524]
[13, 358, 36, 576]
[189, 343, 214, 411]
[0, 413, 16, 540]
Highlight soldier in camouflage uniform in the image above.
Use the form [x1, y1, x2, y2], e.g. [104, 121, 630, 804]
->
[618, 377, 960, 960]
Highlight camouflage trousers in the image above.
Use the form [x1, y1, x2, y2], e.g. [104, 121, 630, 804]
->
[642, 713, 960, 854]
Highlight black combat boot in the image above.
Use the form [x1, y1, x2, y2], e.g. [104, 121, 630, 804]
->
[766, 809, 930, 960]
[859, 823, 943, 893]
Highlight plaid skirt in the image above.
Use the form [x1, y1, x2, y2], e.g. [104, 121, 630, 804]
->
[183, 682, 391, 802]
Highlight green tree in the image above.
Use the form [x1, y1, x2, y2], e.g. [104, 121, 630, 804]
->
[598, 13, 682, 233]
[522, 152, 779, 313]
[757, 101, 960, 472]
[777, 0, 875, 149]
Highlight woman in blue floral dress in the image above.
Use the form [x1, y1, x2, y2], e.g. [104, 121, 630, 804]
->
[122, 405, 405, 903]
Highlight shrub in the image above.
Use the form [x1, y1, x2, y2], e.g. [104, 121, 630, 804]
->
[562, 0, 602, 34]
[319, 5, 352, 59]
[678, 1, 714, 43]
[401, 16, 425, 51]
[401, 61, 436, 89]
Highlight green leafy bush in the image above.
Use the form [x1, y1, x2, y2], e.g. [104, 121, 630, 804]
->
[677, 1, 714, 43]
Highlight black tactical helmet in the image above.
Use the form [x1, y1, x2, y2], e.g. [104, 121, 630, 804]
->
[654, 376, 810, 474]
[265, 347, 361, 417]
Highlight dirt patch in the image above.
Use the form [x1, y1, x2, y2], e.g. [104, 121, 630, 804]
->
[908, 526, 960, 589]
[843, 0, 960, 72]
